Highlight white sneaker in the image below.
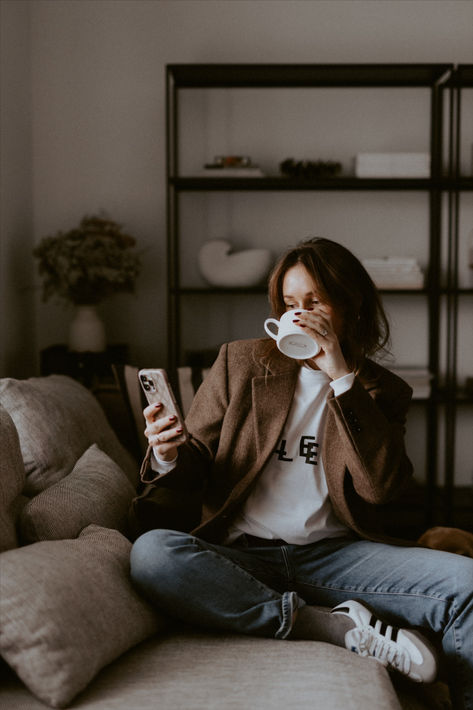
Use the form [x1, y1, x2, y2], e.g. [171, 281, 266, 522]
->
[331, 600, 437, 683]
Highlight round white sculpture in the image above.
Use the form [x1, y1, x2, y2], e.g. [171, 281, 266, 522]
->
[198, 240, 272, 288]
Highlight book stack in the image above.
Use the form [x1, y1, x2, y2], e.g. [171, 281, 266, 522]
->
[362, 257, 425, 289]
[355, 153, 430, 178]
[390, 368, 433, 399]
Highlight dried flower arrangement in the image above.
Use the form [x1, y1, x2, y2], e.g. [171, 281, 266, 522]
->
[33, 215, 141, 306]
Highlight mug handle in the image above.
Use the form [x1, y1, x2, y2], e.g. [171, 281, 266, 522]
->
[264, 318, 280, 340]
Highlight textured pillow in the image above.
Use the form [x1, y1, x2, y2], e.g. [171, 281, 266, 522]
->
[0, 375, 138, 495]
[0, 405, 26, 551]
[19, 444, 135, 543]
[0, 525, 165, 708]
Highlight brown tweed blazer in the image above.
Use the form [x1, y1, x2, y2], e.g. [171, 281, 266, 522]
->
[130, 338, 414, 544]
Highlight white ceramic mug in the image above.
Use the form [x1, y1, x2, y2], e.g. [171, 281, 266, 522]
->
[264, 310, 320, 359]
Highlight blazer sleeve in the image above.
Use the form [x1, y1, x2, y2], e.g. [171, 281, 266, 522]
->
[326, 370, 413, 505]
[128, 345, 230, 536]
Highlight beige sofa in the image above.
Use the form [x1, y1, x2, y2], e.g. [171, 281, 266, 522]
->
[0, 374, 442, 709]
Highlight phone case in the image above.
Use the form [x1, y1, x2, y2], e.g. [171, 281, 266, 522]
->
[138, 369, 188, 444]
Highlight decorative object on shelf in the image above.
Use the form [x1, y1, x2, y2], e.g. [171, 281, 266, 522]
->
[361, 257, 424, 289]
[279, 158, 342, 178]
[199, 155, 264, 177]
[355, 153, 430, 178]
[198, 239, 272, 288]
[33, 215, 141, 352]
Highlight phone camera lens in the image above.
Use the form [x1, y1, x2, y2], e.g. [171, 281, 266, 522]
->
[140, 375, 152, 392]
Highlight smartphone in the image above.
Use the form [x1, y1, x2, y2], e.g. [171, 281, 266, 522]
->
[138, 368, 188, 445]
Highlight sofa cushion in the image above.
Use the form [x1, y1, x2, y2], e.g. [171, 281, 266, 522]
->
[0, 375, 138, 496]
[19, 444, 135, 543]
[0, 525, 165, 708]
[0, 405, 26, 551]
[0, 632, 404, 710]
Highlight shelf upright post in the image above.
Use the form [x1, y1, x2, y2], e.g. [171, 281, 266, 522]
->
[424, 72, 446, 527]
[166, 67, 181, 369]
[443, 67, 462, 524]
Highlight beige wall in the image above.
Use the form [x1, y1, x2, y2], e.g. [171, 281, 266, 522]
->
[0, 0, 35, 377]
[1, 0, 473, 375]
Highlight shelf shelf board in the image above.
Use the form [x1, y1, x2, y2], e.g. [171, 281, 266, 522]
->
[380, 288, 428, 295]
[168, 63, 453, 88]
[456, 176, 473, 190]
[411, 393, 473, 406]
[171, 176, 473, 191]
[171, 176, 441, 192]
[440, 287, 473, 294]
[433, 387, 473, 404]
[448, 64, 473, 87]
[173, 286, 268, 295]
[455, 392, 473, 404]
[174, 286, 428, 295]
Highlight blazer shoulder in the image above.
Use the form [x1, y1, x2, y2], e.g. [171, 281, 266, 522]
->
[225, 338, 271, 370]
[225, 338, 297, 376]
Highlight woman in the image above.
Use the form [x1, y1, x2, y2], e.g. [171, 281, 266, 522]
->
[130, 238, 472, 710]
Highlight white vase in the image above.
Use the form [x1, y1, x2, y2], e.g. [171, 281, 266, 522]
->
[68, 305, 106, 352]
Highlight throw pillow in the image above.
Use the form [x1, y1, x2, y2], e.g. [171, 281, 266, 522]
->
[0, 405, 26, 551]
[19, 444, 135, 543]
[0, 375, 138, 495]
[0, 525, 166, 708]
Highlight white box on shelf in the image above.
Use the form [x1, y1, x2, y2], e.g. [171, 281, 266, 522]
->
[355, 153, 430, 178]
[362, 257, 425, 289]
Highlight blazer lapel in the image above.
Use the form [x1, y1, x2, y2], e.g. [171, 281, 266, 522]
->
[252, 364, 298, 466]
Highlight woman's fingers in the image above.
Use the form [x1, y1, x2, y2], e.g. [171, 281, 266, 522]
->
[145, 413, 177, 438]
[294, 311, 332, 339]
[143, 403, 183, 461]
[143, 402, 162, 424]
[148, 423, 184, 448]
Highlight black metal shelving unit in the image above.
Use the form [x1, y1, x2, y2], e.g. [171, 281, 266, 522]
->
[166, 63, 472, 537]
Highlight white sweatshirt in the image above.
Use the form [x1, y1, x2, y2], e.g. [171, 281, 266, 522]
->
[225, 367, 353, 544]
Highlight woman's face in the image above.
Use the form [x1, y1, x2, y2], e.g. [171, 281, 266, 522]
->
[282, 263, 344, 339]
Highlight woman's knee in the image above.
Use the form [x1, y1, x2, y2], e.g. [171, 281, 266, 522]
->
[449, 553, 473, 603]
[130, 528, 186, 587]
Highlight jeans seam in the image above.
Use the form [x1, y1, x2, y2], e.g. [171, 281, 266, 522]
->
[295, 581, 453, 605]
[280, 545, 294, 584]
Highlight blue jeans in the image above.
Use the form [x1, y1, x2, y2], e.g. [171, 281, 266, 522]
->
[130, 530, 473, 710]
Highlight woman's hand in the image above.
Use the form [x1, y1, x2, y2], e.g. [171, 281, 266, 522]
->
[143, 403, 185, 462]
[292, 306, 351, 380]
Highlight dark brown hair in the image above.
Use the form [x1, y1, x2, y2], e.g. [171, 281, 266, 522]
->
[267, 237, 390, 372]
